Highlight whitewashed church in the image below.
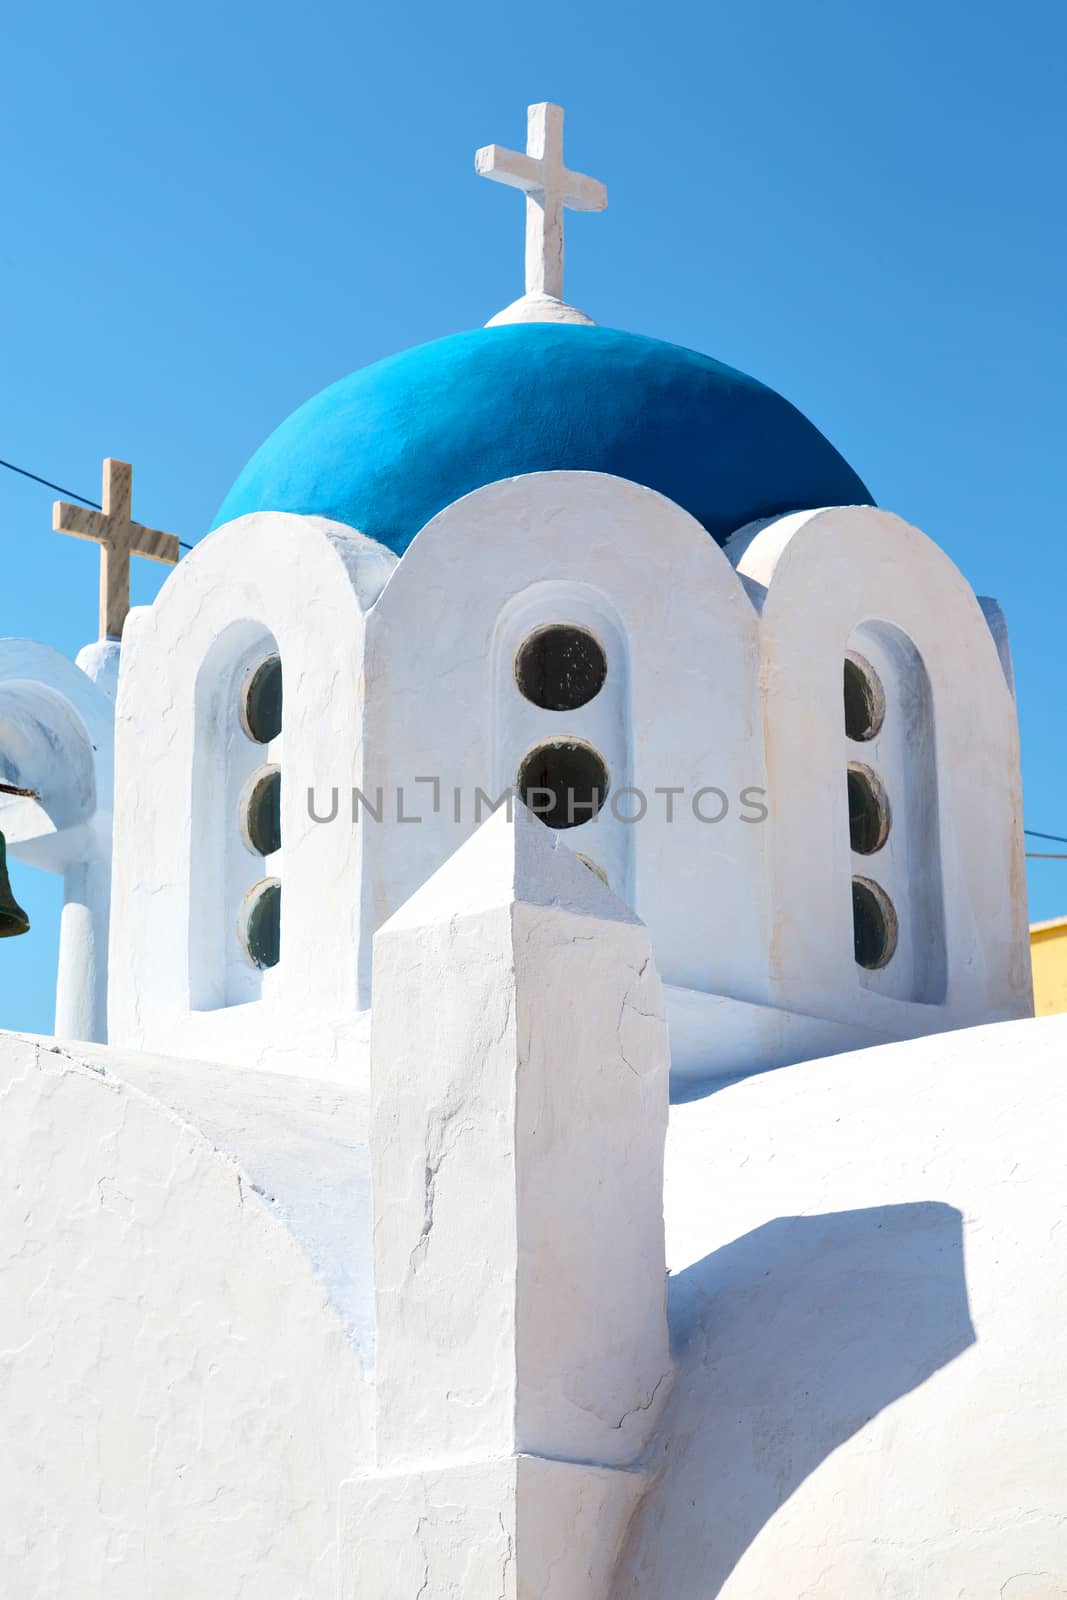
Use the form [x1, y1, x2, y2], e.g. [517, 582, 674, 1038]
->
[2, 105, 1064, 1598]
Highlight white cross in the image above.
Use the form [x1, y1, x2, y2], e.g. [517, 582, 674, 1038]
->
[53, 458, 180, 640]
[476, 103, 607, 303]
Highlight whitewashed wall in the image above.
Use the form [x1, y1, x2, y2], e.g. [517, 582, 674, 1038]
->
[347, 806, 669, 1600]
[107, 513, 395, 1078]
[106, 483, 1029, 1086]
[0, 1030, 372, 1598]
[0, 639, 116, 1041]
[362, 471, 767, 1011]
[737, 505, 1031, 1043]
[613, 1013, 1067, 1597]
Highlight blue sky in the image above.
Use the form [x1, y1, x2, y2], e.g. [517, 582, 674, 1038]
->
[1, 0, 1064, 1032]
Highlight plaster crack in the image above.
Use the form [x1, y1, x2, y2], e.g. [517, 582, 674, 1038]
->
[498, 1512, 514, 1600]
[408, 1097, 469, 1273]
[413, 1514, 431, 1600]
[608, 1370, 669, 1431]
[617, 976, 660, 1077]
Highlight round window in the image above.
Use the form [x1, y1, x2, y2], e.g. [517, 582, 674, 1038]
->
[243, 654, 282, 744]
[847, 763, 890, 855]
[241, 879, 281, 970]
[843, 652, 885, 742]
[852, 876, 897, 969]
[242, 767, 281, 857]
[515, 625, 607, 712]
[517, 740, 610, 829]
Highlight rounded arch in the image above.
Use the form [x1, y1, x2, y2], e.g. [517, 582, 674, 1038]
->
[109, 512, 395, 1077]
[188, 621, 283, 1011]
[366, 470, 766, 1001]
[0, 680, 97, 858]
[846, 620, 945, 1005]
[0, 1033, 372, 1591]
[0, 640, 116, 1042]
[738, 505, 1029, 1033]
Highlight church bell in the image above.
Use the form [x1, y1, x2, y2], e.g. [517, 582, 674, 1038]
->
[0, 832, 30, 938]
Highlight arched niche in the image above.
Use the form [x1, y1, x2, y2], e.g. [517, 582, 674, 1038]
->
[0, 681, 97, 854]
[738, 505, 1030, 1036]
[844, 621, 946, 1005]
[188, 622, 283, 1010]
[364, 471, 766, 1006]
[0, 641, 116, 1042]
[109, 512, 395, 1079]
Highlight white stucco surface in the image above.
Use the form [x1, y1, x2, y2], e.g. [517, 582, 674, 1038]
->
[0, 107, 1046, 1597]
[370, 805, 669, 1468]
[4, 988, 1065, 1596]
[108, 513, 395, 1078]
[736, 506, 1029, 1034]
[0, 638, 116, 1041]
[614, 1013, 1067, 1598]
[93, 475, 1029, 1090]
[350, 807, 669, 1597]
[341, 1454, 644, 1600]
[0, 1030, 372, 1598]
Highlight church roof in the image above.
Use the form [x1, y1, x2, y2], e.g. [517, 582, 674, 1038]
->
[213, 323, 873, 555]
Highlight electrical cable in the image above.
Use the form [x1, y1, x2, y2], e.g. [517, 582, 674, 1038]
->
[0, 455, 192, 551]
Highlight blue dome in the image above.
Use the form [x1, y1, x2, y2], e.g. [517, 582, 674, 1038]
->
[214, 323, 872, 554]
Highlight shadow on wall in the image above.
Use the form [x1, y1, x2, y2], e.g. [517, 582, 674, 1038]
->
[613, 1202, 974, 1597]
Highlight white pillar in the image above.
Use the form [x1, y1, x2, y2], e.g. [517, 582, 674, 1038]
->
[54, 857, 109, 1043]
[341, 802, 670, 1598]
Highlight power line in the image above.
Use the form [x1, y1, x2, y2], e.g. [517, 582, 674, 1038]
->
[0, 456, 102, 509]
[0, 455, 192, 551]
[3, 450, 1067, 838]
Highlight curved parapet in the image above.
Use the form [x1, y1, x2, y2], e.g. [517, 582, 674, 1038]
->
[737, 504, 1030, 1038]
[366, 470, 766, 1008]
[108, 512, 396, 1077]
[0, 1031, 373, 1596]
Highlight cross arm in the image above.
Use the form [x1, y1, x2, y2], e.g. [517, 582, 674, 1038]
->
[52, 502, 109, 544]
[475, 143, 544, 194]
[561, 170, 607, 212]
[131, 523, 181, 565]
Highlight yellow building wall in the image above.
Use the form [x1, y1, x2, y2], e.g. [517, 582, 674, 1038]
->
[1029, 917, 1067, 1016]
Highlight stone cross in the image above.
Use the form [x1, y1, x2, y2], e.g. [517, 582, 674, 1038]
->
[53, 459, 180, 640]
[476, 103, 607, 302]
